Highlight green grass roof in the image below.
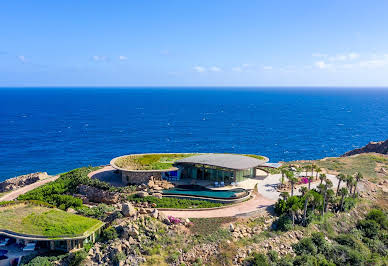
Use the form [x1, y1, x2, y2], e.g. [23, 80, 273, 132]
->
[0, 204, 103, 238]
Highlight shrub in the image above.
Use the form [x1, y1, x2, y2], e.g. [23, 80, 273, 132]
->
[101, 226, 118, 242]
[246, 252, 269, 266]
[273, 214, 293, 232]
[366, 209, 388, 229]
[292, 237, 318, 256]
[76, 204, 115, 220]
[328, 244, 366, 265]
[274, 199, 287, 215]
[357, 219, 380, 239]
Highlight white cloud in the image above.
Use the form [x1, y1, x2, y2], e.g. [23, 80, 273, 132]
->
[209, 66, 222, 72]
[92, 55, 107, 61]
[160, 50, 169, 55]
[119, 55, 128, 61]
[232, 64, 253, 72]
[348, 53, 360, 60]
[263, 66, 273, 70]
[193, 66, 206, 73]
[315, 61, 331, 69]
[18, 55, 26, 62]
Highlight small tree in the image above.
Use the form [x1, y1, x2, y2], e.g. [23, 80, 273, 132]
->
[315, 167, 322, 180]
[286, 171, 298, 196]
[335, 173, 346, 196]
[299, 186, 308, 196]
[302, 191, 313, 226]
[353, 172, 363, 197]
[338, 187, 348, 212]
[319, 173, 326, 185]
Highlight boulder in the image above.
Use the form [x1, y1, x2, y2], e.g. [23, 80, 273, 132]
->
[122, 202, 137, 217]
[158, 212, 171, 225]
[136, 191, 149, 198]
[151, 209, 159, 219]
[77, 184, 119, 204]
[229, 224, 235, 232]
[153, 193, 163, 199]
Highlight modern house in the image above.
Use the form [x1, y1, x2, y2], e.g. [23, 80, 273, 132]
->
[174, 153, 268, 183]
[111, 153, 271, 185]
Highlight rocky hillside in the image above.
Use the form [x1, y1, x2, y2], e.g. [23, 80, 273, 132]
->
[0, 172, 48, 192]
[342, 139, 388, 156]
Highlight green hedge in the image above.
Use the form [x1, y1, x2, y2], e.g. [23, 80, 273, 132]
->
[128, 195, 224, 209]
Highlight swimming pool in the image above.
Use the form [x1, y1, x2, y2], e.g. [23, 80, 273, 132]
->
[162, 185, 248, 199]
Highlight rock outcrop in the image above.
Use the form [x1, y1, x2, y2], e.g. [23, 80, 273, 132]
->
[77, 184, 120, 204]
[0, 172, 48, 192]
[342, 139, 388, 157]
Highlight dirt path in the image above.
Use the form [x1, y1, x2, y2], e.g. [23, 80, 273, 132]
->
[159, 193, 275, 219]
[0, 175, 59, 201]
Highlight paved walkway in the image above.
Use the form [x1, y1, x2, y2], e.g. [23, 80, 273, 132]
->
[159, 193, 275, 219]
[0, 175, 58, 201]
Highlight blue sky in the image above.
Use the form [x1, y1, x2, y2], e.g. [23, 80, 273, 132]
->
[1, 1, 388, 87]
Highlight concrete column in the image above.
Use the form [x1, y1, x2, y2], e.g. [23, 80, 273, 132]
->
[66, 240, 71, 251]
[50, 241, 55, 250]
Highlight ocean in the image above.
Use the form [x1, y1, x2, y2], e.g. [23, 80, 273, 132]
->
[0, 88, 387, 181]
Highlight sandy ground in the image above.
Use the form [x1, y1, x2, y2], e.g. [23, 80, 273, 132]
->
[0, 175, 58, 201]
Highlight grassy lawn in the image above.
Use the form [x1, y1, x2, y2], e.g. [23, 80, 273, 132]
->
[0, 204, 103, 238]
[128, 195, 225, 208]
[289, 154, 388, 182]
[114, 153, 197, 170]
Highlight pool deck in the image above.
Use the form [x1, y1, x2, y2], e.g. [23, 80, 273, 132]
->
[159, 192, 275, 218]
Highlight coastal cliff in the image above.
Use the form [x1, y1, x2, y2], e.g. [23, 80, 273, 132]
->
[342, 139, 388, 157]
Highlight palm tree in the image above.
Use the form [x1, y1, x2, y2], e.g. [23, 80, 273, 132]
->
[322, 179, 333, 215]
[299, 186, 308, 196]
[280, 168, 287, 186]
[311, 164, 315, 181]
[304, 165, 311, 177]
[288, 197, 300, 226]
[319, 173, 326, 185]
[315, 167, 322, 181]
[302, 191, 312, 226]
[286, 171, 298, 196]
[339, 187, 348, 212]
[346, 175, 354, 194]
[353, 172, 363, 197]
[335, 173, 346, 196]
[280, 191, 290, 201]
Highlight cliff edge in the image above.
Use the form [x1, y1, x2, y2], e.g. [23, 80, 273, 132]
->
[342, 139, 388, 157]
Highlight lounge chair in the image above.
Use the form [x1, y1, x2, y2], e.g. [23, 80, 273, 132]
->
[23, 242, 36, 252]
[220, 181, 225, 187]
[0, 239, 9, 247]
[214, 182, 219, 187]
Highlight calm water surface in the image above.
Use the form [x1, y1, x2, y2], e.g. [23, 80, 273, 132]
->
[0, 88, 387, 180]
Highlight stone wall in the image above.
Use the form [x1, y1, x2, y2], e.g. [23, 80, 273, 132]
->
[120, 171, 163, 185]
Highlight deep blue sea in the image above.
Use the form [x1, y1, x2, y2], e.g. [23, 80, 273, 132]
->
[1, 88, 387, 181]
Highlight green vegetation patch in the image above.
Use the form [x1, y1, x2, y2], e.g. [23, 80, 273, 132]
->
[244, 154, 266, 160]
[0, 204, 103, 238]
[114, 153, 197, 170]
[17, 166, 121, 210]
[128, 194, 225, 208]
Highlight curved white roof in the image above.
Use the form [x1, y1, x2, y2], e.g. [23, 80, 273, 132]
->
[175, 154, 266, 170]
